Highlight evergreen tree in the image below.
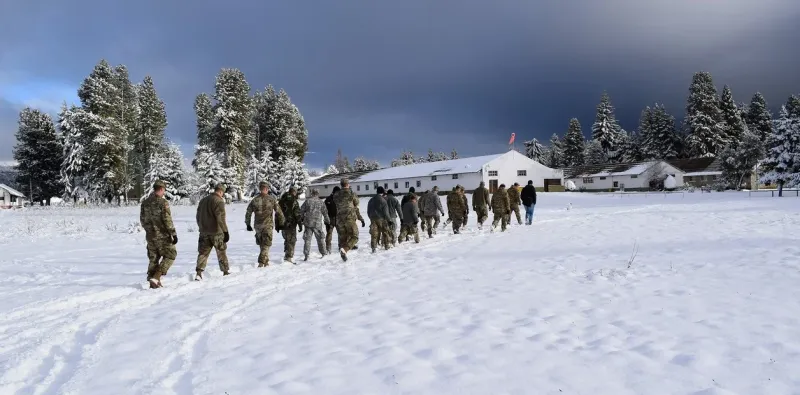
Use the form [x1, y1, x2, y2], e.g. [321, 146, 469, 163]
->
[333, 148, 352, 173]
[426, 149, 449, 162]
[523, 138, 546, 163]
[251, 85, 277, 159]
[719, 85, 748, 148]
[719, 130, 765, 189]
[450, 149, 459, 159]
[132, 75, 167, 195]
[13, 108, 63, 204]
[212, 68, 252, 196]
[563, 118, 586, 166]
[353, 156, 381, 171]
[643, 104, 682, 159]
[684, 72, 725, 157]
[114, 65, 139, 198]
[274, 157, 309, 196]
[591, 92, 622, 156]
[58, 104, 90, 201]
[544, 133, 564, 168]
[193, 144, 229, 194]
[638, 106, 656, 159]
[617, 128, 645, 162]
[143, 142, 188, 200]
[745, 92, 774, 143]
[583, 139, 607, 165]
[325, 164, 339, 175]
[259, 87, 308, 163]
[391, 150, 415, 167]
[760, 96, 800, 195]
[245, 148, 273, 196]
[194, 93, 215, 150]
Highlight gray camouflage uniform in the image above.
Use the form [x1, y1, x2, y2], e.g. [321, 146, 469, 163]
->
[386, 194, 403, 244]
[419, 187, 444, 237]
[300, 190, 331, 259]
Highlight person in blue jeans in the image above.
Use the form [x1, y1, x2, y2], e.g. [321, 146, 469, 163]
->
[520, 180, 537, 225]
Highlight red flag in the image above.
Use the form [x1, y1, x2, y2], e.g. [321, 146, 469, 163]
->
[508, 133, 516, 145]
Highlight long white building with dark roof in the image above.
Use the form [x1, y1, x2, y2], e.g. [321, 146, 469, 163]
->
[308, 150, 564, 197]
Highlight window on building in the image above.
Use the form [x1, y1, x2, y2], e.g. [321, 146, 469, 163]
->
[325, 185, 329, 189]
[488, 170, 498, 177]
[431, 176, 437, 181]
[631, 175, 638, 179]
[365, 184, 369, 191]
[394, 182, 399, 189]
[452, 174, 459, 179]
[613, 181, 619, 188]
[357, 185, 361, 191]
[582, 177, 594, 184]
[599, 177, 607, 180]
[384, 183, 388, 189]
[416, 180, 421, 187]
[405, 181, 409, 188]
[374, 182, 379, 189]
[517, 170, 527, 176]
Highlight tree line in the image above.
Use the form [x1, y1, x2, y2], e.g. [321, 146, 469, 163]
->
[520, 71, 800, 191]
[11, 60, 311, 204]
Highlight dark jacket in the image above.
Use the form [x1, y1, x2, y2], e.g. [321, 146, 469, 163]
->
[196, 194, 228, 235]
[324, 193, 338, 226]
[521, 185, 537, 206]
[387, 195, 403, 220]
[472, 186, 490, 208]
[279, 193, 301, 227]
[401, 200, 420, 225]
[367, 195, 391, 221]
[401, 192, 416, 208]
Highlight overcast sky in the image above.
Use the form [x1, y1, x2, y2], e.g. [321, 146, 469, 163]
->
[1, 0, 798, 169]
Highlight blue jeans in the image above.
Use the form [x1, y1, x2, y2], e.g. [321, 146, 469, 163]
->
[524, 205, 535, 225]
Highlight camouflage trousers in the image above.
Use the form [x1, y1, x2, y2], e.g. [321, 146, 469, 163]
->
[282, 224, 298, 259]
[146, 237, 177, 280]
[447, 214, 465, 233]
[325, 223, 335, 253]
[398, 223, 420, 243]
[387, 219, 398, 244]
[303, 225, 327, 257]
[509, 205, 522, 225]
[492, 211, 509, 232]
[423, 215, 439, 237]
[369, 219, 392, 250]
[474, 206, 489, 225]
[196, 233, 229, 273]
[254, 227, 274, 266]
[336, 217, 359, 252]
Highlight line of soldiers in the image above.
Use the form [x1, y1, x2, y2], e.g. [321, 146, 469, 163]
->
[139, 177, 537, 288]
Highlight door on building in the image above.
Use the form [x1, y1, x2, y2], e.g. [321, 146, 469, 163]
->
[489, 179, 499, 193]
[543, 178, 561, 192]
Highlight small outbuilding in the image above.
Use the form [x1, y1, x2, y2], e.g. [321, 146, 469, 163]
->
[563, 160, 685, 191]
[0, 183, 26, 208]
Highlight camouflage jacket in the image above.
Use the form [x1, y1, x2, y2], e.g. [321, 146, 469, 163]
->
[401, 200, 419, 225]
[472, 186, 490, 208]
[333, 187, 364, 221]
[140, 193, 176, 242]
[279, 193, 301, 226]
[446, 191, 465, 217]
[246, 193, 285, 231]
[367, 195, 391, 221]
[491, 188, 510, 213]
[461, 193, 468, 213]
[197, 194, 228, 235]
[300, 197, 330, 229]
[507, 187, 521, 207]
[387, 195, 403, 220]
[420, 191, 444, 216]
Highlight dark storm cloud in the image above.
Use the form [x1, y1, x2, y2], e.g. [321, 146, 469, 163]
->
[1, 0, 798, 168]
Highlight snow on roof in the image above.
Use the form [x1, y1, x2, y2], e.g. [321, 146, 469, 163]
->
[311, 153, 504, 185]
[565, 161, 659, 178]
[0, 183, 25, 197]
[684, 171, 722, 176]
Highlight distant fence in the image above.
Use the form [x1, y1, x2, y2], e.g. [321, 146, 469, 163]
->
[748, 189, 800, 197]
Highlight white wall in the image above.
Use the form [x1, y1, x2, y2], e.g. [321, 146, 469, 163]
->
[567, 161, 686, 191]
[482, 150, 563, 188]
[309, 172, 483, 197]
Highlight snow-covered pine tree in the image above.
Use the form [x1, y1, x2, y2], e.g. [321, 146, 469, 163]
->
[194, 93, 215, 151]
[114, 65, 139, 199]
[132, 75, 167, 197]
[745, 92, 774, 143]
[58, 104, 90, 202]
[719, 85, 748, 149]
[617, 128, 644, 162]
[333, 148, 352, 173]
[142, 142, 188, 200]
[251, 86, 277, 158]
[325, 164, 339, 175]
[212, 68, 252, 197]
[545, 133, 564, 168]
[275, 157, 309, 196]
[245, 148, 273, 196]
[352, 156, 369, 171]
[450, 149, 459, 159]
[563, 118, 586, 167]
[638, 106, 656, 159]
[193, 144, 229, 194]
[591, 92, 621, 157]
[260, 87, 308, 163]
[719, 130, 765, 189]
[583, 139, 607, 165]
[391, 151, 415, 167]
[760, 96, 800, 195]
[523, 138, 546, 163]
[643, 104, 682, 159]
[684, 71, 726, 157]
[13, 108, 63, 204]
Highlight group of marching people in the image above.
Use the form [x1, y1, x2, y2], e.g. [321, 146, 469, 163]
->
[138, 177, 537, 288]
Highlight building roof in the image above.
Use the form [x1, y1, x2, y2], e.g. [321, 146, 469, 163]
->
[0, 183, 25, 197]
[562, 161, 658, 179]
[667, 157, 721, 175]
[311, 153, 504, 185]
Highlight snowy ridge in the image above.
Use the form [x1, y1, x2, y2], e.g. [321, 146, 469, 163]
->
[1, 193, 800, 394]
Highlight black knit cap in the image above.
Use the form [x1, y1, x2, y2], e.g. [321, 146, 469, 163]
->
[387, 189, 394, 195]
[376, 186, 386, 194]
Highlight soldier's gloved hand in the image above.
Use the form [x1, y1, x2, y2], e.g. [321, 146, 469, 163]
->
[360, 219, 365, 227]
[172, 235, 178, 245]
[223, 232, 230, 243]
[298, 225, 303, 233]
[246, 224, 253, 232]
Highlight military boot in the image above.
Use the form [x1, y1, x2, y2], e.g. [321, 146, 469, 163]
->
[194, 270, 203, 281]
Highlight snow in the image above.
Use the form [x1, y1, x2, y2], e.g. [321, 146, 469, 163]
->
[1, 192, 800, 394]
[314, 154, 504, 185]
[685, 171, 724, 177]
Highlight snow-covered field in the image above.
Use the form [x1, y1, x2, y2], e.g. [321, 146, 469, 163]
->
[1, 192, 799, 395]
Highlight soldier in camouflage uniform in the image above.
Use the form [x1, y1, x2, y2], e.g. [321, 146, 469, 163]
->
[445, 185, 467, 234]
[472, 181, 490, 229]
[324, 186, 340, 253]
[195, 183, 230, 280]
[279, 187, 302, 263]
[459, 185, 469, 228]
[299, 188, 330, 261]
[140, 180, 178, 288]
[334, 178, 366, 261]
[367, 186, 392, 253]
[401, 187, 417, 241]
[385, 189, 402, 246]
[245, 181, 285, 267]
[491, 184, 511, 232]
[398, 194, 420, 244]
[420, 186, 445, 238]
[507, 182, 522, 225]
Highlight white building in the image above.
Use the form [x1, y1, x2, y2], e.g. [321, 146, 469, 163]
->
[564, 160, 685, 191]
[667, 158, 724, 187]
[308, 150, 564, 197]
[0, 183, 26, 208]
